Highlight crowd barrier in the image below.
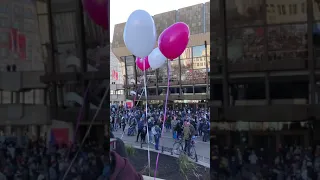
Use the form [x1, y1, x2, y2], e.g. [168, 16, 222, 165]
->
[140, 142, 210, 164]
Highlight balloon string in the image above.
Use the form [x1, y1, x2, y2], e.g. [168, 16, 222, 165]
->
[62, 85, 109, 180]
[120, 76, 151, 140]
[73, 81, 91, 143]
[120, 88, 145, 139]
[143, 59, 151, 177]
[154, 61, 170, 179]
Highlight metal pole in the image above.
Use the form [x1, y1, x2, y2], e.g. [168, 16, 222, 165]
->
[75, 0, 89, 121]
[204, 41, 209, 107]
[220, 0, 229, 109]
[47, 0, 58, 113]
[307, 0, 315, 105]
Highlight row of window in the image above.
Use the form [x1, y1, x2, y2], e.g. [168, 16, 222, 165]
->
[131, 86, 209, 96]
[211, 0, 320, 29]
[122, 44, 210, 85]
[212, 82, 312, 100]
[0, 17, 36, 32]
[123, 45, 209, 63]
[110, 90, 124, 95]
[228, 0, 320, 25]
[211, 23, 320, 62]
[0, 89, 47, 105]
[0, 3, 34, 19]
[212, 121, 309, 131]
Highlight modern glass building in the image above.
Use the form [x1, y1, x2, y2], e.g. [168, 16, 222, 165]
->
[112, 2, 210, 108]
[210, 0, 320, 149]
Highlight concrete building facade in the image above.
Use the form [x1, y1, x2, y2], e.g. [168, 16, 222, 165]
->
[0, 0, 108, 143]
[112, 2, 210, 108]
[210, 0, 320, 149]
[110, 49, 125, 105]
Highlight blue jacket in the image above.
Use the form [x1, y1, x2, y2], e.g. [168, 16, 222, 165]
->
[138, 121, 144, 130]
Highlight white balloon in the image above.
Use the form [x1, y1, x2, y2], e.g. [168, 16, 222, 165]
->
[123, 10, 157, 58]
[148, 48, 166, 70]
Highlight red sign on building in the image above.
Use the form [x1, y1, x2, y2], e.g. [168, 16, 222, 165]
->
[9, 28, 18, 52]
[9, 29, 27, 60]
[18, 33, 26, 60]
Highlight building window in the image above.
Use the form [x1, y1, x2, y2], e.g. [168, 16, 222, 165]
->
[24, 90, 34, 104]
[226, 0, 263, 27]
[193, 45, 205, 58]
[227, 27, 264, 64]
[267, 0, 307, 24]
[157, 60, 168, 86]
[267, 24, 307, 67]
[116, 90, 124, 95]
[124, 55, 136, 85]
[169, 60, 179, 85]
[2, 91, 11, 104]
[34, 89, 45, 104]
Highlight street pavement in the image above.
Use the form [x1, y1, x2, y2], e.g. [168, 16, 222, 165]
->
[112, 128, 210, 163]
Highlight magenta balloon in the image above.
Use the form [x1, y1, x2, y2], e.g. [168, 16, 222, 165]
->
[158, 22, 190, 60]
[83, 0, 109, 30]
[136, 57, 150, 71]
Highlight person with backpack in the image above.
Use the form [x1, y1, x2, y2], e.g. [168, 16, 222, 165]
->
[152, 123, 161, 150]
[147, 119, 154, 144]
[183, 122, 192, 155]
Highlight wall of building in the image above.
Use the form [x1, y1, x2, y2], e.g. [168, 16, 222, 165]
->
[0, 0, 44, 71]
[110, 49, 125, 104]
[112, 1, 210, 52]
[112, 2, 210, 101]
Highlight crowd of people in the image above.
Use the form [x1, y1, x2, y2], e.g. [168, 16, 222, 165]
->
[212, 145, 320, 180]
[0, 138, 109, 180]
[110, 105, 210, 151]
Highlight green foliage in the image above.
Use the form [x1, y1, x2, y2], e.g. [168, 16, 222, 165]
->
[177, 154, 201, 180]
[125, 145, 136, 157]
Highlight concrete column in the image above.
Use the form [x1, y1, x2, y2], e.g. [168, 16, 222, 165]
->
[16, 127, 22, 147]
[29, 125, 38, 140]
[5, 126, 11, 136]
[40, 125, 47, 140]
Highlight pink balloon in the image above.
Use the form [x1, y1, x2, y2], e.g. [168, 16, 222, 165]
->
[136, 57, 150, 71]
[158, 22, 190, 60]
[83, 0, 109, 30]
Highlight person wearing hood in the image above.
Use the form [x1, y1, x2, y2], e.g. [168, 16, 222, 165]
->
[110, 132, 143, 180]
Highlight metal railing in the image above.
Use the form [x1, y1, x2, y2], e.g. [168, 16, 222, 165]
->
[139, 142, 211, 164]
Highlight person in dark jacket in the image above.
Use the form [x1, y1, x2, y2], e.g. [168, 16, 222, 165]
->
[110, 151, 143, 180]
[110, 132, 128, 158]
[136, 119, 144, 142]
[110, 132, 143, 180]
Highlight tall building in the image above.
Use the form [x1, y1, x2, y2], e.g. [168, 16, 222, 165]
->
[0, 0, 46, 138]
[112, 2, 210, 108]
[211, 0, 320, 149]
[110, 49, 125, 105]
[0, 0, 108, 143]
